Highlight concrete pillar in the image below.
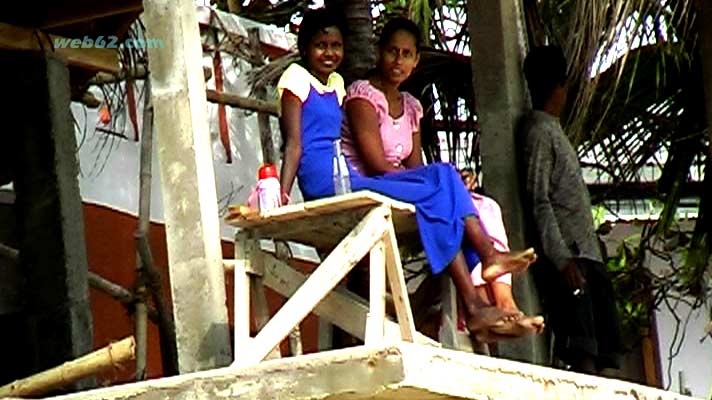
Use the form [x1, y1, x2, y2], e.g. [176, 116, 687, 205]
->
[142, 0, 232, 372]
[467, 0, 546, 363]
[2, 52, 94, 387]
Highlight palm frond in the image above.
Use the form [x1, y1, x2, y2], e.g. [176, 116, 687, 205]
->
[408, 0, 432, 46]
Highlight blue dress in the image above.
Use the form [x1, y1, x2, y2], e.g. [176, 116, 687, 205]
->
[278, 64, 480, 274]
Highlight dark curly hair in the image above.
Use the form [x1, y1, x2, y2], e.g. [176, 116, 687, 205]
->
[378, 17, 422, 52]
[523, 45, 568, 109]
[297, 7, 348, 61]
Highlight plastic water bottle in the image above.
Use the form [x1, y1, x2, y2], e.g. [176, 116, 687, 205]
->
[257, 164, 282, 211]
[332, 139, 351, 195]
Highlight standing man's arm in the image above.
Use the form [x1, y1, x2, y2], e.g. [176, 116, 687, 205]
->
[526, 129, 585, 290]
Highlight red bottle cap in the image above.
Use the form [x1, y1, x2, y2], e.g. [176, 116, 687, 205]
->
[258, 164, 278, 179]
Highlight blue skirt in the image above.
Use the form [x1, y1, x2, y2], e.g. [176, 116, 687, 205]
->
[298, 158, 480, 274]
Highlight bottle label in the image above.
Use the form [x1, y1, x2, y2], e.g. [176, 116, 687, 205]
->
[258, 178, 282, 211]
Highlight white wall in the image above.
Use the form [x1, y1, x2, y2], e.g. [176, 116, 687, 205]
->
[73, 8, 316, 260]
[602, 222, 711, 397]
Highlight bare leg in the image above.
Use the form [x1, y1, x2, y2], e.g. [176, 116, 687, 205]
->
[474, 285, 491, 307]
[490, 282, 545, 336]
[447, 251, 517, 333]
[491, 282, 520, 314]
[464, 216, 536, 282]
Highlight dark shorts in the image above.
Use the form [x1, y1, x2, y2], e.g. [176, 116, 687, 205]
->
[534, 258, 623, 370]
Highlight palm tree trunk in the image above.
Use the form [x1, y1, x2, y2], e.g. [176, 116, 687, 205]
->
[326, 0, 375, 84]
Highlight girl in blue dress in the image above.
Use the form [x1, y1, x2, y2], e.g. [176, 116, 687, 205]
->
[277, 8, 536, 338]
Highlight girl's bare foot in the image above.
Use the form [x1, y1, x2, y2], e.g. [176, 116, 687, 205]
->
[516, 315, 546, 335]
[465, 305, 519, 334]
[482, 248, 537, 282]
[490, 315, 545, 337]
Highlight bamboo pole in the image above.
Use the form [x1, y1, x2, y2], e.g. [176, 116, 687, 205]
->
[87, 272, 160, 322]
[135, 235, 179, 375]
[134, 78, 179, 376]
[0, 337, 135, 398]
[88, 65, 213, 86]
[248, 28, 277, 164]
[206, 89, 279, 116]
[134, 78, 152, 381]
[1, 242, 161, 322]
[88, 67, 274, 116]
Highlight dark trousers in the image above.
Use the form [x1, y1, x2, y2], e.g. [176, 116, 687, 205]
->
[535, 258, 623, 370]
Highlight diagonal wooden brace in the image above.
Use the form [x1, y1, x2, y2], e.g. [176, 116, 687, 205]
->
[233, 206, 392, 366]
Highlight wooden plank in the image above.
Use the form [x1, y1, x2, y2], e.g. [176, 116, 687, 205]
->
[235, 206, 391, 366]
[365, 240, 386, 345]
[260, 253, 366, 339]
[248, 252, 439, 347]
[0, 22, 119, 73]
[246, 244, 278, 359]
[226, 191, 415, 228]
[246, 208, 367, 248]
[233, 232, 253, 358]
[317, 318, 334, 351]
[384, 221, 416, 342]
[250, 274, 281, 360]
[206, 89, 279, 116]
[288, 328, 303, 356]
[225, 191, 418, 251]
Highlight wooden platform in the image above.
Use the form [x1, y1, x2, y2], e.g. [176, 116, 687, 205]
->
[226, 191, 432, 366]
[42, 342, 701, 400]
[226, 190, 419, 251]
[224, 190, 464, 359]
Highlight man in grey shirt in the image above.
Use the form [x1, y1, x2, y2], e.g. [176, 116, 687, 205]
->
[521, 46, 621, 374]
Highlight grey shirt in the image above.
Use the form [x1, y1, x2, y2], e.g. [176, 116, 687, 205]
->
[521, 110, 602, 271]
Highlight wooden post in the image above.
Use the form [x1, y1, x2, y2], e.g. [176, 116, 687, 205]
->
[383, 222, 416, 342]
[365, 240, 386, 345]
[244, 238, 282, 360]
[248, 28, 277, 164]
[142, 0, 232, 372]
[233, 231, 254, 360]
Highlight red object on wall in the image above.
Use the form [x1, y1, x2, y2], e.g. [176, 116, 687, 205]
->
[126, 80, 140, 141]
[98, 105, 111, 125]
[213, 50, 231, 163]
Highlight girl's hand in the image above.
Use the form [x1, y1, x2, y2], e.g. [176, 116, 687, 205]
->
[281, 190, 291, 206]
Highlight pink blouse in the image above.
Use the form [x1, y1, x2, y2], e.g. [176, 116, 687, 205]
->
[341, 80, 423, 175]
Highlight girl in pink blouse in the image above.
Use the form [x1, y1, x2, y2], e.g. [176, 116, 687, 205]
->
[341, 17, 543, 342]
